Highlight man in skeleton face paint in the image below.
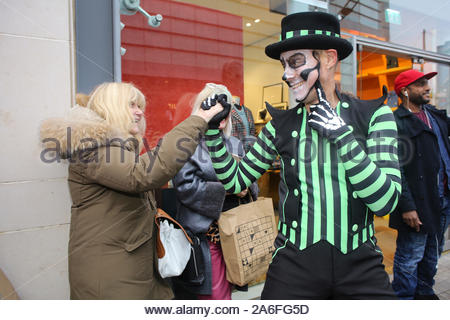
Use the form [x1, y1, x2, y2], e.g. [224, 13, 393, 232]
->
[202, 11, 401, 299]
[280, 49, 320, 104]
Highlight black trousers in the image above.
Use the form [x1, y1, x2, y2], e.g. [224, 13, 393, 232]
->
[261, 235, 396, 299]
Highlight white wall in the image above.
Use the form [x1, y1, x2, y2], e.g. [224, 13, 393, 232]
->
[0, 0, 75, 299]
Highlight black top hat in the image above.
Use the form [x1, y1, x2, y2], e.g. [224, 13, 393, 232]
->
[265, 12, 353, 61]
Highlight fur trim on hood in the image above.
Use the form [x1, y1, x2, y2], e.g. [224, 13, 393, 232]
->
[40, 106, 136, 159]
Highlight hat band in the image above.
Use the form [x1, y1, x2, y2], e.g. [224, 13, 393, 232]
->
[280, 29, 341, 41]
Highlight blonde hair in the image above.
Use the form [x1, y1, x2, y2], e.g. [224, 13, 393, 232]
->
[75, 93, 90, 107]
[86, 82, 146, 137]
[192, 83, 232, 137]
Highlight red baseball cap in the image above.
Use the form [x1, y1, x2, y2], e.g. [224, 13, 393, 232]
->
[394, 69, 437, 95]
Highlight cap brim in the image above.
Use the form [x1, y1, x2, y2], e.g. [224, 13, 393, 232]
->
[265, 35, 353, 61]
[395, 71, 438, 95]
[424, 71, 438, 80]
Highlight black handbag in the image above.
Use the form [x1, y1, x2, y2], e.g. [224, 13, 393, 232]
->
[176, 230, 205, 286]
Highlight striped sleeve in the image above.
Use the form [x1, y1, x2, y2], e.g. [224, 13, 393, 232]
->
[335, 105, 401, 216]
[205, 121, 278, 193]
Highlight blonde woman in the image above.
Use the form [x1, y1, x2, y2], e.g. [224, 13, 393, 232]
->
[172, 83, 256, 299]
[40, 82, 223, 299]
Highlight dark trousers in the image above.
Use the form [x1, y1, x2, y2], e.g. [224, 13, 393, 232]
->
[261, 235, 396, 299]
[392, 230, 438, 299]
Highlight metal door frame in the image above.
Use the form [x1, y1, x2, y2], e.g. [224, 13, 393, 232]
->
[345, 33, 450, 95]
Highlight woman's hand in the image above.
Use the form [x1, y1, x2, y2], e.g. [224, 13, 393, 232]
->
[195, 94, 231, 128]
[236, 189, 248, 198]
[193, 100, 224, 123]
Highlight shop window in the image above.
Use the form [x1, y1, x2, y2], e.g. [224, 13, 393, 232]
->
[386, 56, 399, 69]
[121, 0, 243, 147]
[357, 50, 411, 100]
[75, 0, 115, 94]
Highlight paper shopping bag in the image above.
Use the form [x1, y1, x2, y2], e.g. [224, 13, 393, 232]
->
[218, 197, 277, 286]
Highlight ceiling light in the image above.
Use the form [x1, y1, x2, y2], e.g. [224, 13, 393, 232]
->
[246, 22, 252, 27]
[254, 18, 260, 23]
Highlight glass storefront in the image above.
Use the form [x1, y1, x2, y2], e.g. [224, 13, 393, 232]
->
[327, 0, 450, 55]
[385, 0, 450, 55]
[120, 0, 450, 146]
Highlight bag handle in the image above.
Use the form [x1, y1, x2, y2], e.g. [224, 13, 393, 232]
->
[155, 208, 193, 259]
[231, 155, 255, 205]
[237, 188, 255, 205]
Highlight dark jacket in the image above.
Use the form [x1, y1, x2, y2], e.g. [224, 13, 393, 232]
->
[172, 136, 256, 295]
[266, 89, 399, 254]
[389, 104, 450, 234]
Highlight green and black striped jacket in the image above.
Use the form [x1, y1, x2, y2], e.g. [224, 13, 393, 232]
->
[206, 90, 401, 254]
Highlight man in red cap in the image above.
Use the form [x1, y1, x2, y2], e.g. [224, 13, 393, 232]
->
[389, 69, 450, 299]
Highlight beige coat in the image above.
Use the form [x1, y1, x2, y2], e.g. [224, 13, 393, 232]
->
[40, 106, 207, 299]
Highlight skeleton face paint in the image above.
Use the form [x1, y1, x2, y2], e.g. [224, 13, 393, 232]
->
[280, 49, 320, 103]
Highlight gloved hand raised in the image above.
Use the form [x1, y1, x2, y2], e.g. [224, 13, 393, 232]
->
[307, 82, 350, 141]
[200, 94, 231, 129]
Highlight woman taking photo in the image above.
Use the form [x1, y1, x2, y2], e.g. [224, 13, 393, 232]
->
[40, 82, 223, 299]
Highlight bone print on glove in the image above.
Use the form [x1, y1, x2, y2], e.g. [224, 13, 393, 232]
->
[307, 83, 350, 141]
[201, 93, 231, 129]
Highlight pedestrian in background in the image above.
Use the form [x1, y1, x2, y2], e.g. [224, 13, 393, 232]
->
[389, 69, 450, 300]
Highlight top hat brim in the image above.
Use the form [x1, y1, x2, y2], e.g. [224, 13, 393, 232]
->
[265, 34, 353, 61]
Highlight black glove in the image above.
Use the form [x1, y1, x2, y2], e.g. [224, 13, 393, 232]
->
[307, 81, 350, 141]
[201, 93, 231, 129]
